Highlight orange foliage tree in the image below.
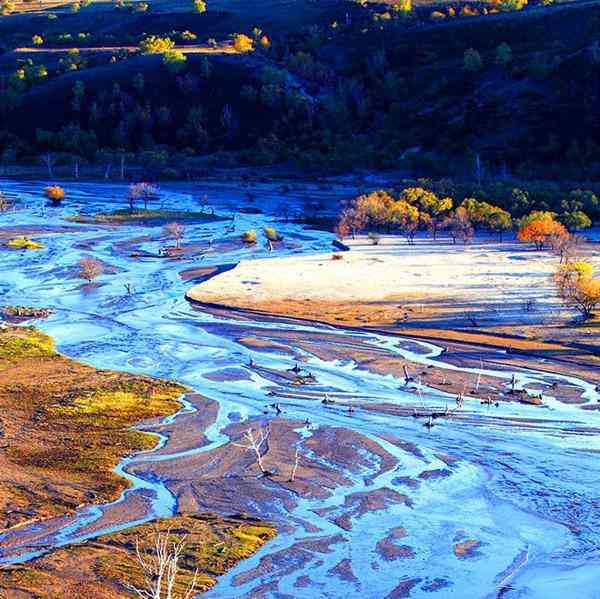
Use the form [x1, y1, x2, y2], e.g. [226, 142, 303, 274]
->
[517, 217, 568, 250]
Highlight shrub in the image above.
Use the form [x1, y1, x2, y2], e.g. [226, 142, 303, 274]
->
[78, 257, 103, 282]
[180, 30, 197, 41]
[332, 253, 344, 260]
[193, 0, 206, 11]
[263, 226, 282, 241]
[32, 35, 44, 46]
[242, 229, 257, 244]
[44, 185, 65, 205]
[71, 1, 81, 12]
[8, 237, 44, 250]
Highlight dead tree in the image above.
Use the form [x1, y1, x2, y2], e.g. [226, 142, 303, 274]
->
[41, 153, 55, 178]
[232, 427, 271, 475]
[125, 528, 198, 599]
[289, 447, 300, 482]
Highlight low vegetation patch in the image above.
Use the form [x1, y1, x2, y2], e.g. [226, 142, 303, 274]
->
[0, 514, 276, 598]
[67, 209, 224, 225]
[0, 326, 188, 528]
[7, 237, 45, 250]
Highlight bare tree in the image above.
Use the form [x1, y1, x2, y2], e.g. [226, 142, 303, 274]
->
[232, 427, 270, 475]
[41, 153, 56, 178]
[164, 222, 184, 249]
[128, 182, 159, 211]
[126, 528, 198, 599]
[289, 447, 300, 482]
[78, 257, 103, 283]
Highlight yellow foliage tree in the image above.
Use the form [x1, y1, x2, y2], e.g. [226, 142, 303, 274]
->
[233, 34, 254, 53]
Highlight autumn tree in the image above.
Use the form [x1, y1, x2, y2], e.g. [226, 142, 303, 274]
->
[163, 50, 187, 73]
[44, 185, 65, 206]
[558, 210, 591, 232]
[554, 261, 600, 319]
[517, 212, 568, 250]
[565, 189, 599, 221]
[443, 207, 474, 245]
[399, 187, 452, 240]
[139, 36, 175, 54]
[460, 198, 512, 240]
[233, 34, 254, 53]
[336, 205, 366, 239]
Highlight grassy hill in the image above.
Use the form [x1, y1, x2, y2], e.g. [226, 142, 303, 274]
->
[0, 0, 598, 180]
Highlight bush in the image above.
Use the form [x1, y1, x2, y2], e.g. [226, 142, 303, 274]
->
[32, 35, 44, 46]
[242, 229, 257, 243]
[332, 253, 344, 260]
[263, 226, 282, 241]
[193, 0, 206, 12]
[44, 185, 65, 205]
[8, 237, 44, 250]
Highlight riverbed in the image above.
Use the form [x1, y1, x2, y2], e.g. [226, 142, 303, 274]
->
[0, 180, 599, 599]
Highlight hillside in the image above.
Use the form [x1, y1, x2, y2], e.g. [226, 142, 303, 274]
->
[0, 0, 599, 179]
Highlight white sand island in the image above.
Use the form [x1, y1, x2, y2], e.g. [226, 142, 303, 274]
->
[187, 236, 598, 326]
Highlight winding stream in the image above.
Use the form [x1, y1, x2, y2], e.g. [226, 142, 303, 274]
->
[1, 180, 600, 598]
